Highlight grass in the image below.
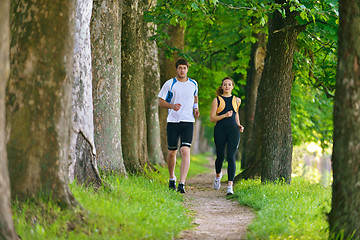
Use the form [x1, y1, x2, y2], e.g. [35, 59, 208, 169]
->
[155, 152, 210, 180]
[232, 177, 332, 240]
[12, 154, 211, 240]
[12, 154, 333, 239]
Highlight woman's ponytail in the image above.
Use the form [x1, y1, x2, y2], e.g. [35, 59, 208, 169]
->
[216, 87, 223, 96]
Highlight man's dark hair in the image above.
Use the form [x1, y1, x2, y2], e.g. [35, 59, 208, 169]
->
[175, 58, 189, 68]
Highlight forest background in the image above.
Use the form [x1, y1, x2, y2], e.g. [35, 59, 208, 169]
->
[0, 0, 359, 239]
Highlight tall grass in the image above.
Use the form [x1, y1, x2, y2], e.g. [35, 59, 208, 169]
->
[12, 154, 210, 239]
[233, 177, 332, 240]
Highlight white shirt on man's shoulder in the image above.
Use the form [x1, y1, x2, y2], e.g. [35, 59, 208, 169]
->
[158, 77, 198, 123]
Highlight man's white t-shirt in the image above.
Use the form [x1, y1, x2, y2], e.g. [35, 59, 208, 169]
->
[158, 77, 198, 123]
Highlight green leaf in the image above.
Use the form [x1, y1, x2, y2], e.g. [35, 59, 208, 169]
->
[191, 3, 199, 11]
[180, 19, 187, 28]
[300, 11, 307, 20]
[250, 36, 257, 43]
[260, 17, 266, 26]
[170, 17, 178, 26]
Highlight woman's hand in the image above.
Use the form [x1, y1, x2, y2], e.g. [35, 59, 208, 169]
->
[224, 110, 233, 118]
[238, 124, 244, 133]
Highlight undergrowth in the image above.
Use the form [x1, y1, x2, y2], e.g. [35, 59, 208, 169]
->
[12, 154, 210, 240]
[232, 177, 331, 240]
[12, 154, 333, 240]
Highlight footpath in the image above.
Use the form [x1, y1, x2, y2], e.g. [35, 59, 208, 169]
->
[178, 158, 255, 240]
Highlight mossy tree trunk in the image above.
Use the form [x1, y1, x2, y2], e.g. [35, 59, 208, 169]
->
[91, 0, 126, 174]
[159, 24, 185, 159]
[0, 1, 17, 238]
[143, 0, 165, 166]
[7, 0, 77, 207]
[121, 0, 150, 172]
[329, 0, 360, 238]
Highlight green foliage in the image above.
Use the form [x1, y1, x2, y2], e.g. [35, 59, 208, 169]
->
[147, 0, 338, 148]
[185, 1, 254, 119]
[290, 0, 337, 148]
[233, 177, 331, 239]
[291, 82, 333, 149]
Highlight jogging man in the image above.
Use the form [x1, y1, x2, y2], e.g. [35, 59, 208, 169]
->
[158, 58, 200, 193]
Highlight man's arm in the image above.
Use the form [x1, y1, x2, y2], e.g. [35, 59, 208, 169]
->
[159, 98, 181, 111]
[193, 96, 200, 118]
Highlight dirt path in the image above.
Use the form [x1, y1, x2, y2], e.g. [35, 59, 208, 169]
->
[177, 160, 255, 240]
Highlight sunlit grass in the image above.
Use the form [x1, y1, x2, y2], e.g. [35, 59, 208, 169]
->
[232, 177, 331, 240]
[12, 153, 212, 240]
[12, 154, 332, 239]
[155, 152, 210, 182]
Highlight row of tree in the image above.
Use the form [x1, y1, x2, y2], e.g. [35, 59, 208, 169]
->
[0, 0, 175, 238]
[0, 0, 359, 239]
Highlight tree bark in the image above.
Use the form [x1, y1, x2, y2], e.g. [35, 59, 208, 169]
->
[121, 0, 150, 172]
[329, 0, 360, 238]
[0, 1, 18, 238]
[236, 2, 301, 183]
[159, 24, 185, 159]
[91, 0, 126, 174]
[143, 0, 165, 166]
[69, 0, 101, 187]
[7, 0, 77, 207]
[241, 32, 266, 170]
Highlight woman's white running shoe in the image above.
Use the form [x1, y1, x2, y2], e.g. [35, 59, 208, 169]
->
[213, 172, 223, 190]
[226, 185, 234, 195]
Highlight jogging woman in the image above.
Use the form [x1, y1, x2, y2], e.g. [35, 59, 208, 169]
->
[210, 77, 244, 195]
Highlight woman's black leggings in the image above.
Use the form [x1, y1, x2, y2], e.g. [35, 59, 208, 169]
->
[214, 124, 240, 181]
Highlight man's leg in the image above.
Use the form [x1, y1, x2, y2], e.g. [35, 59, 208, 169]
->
[167, 123, 179, 180]
[167, 149, 177, 179]
[179, 146, 190, 183]
[178, 122, 194, 184]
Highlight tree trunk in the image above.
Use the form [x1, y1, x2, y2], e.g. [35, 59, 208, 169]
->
[0, 1, 17, 238]
[159, 24, 185, 159]
[192, 120, 202, 154]
[236, 2, 301, 183]
[143, 0, 165, 166]
[241, 32, 266, 169]
[121, 0, 150, 172]
[260, 3, 301, 183]
[91, 0, 126, 174]
[329, 0, 360, 238]
[69, 0, 101, 187]
[7, 0, 77, 208]
[198, 123, 211, 153]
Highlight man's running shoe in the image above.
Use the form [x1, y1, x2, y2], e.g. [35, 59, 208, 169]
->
[169, 179, 176, 190]
[213, 172, 223, 190]
[177, 183, 186, 193]
[226, 185, 234, 195]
